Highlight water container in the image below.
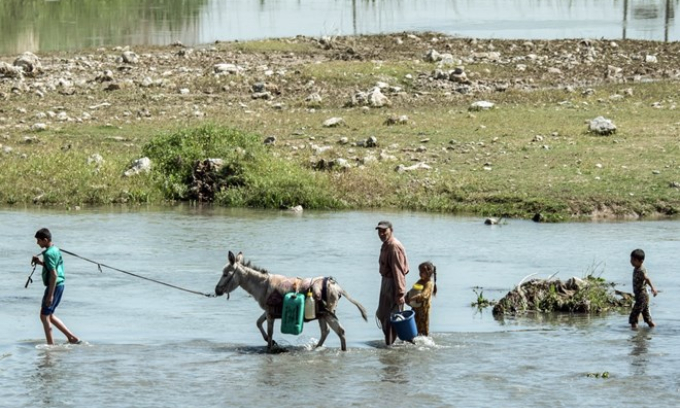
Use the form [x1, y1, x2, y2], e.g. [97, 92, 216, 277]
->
[304, 291, 316, 320]
[407, 283, 424, 308]
[390, 310, 417, 342]
[281, 292, 305, 335]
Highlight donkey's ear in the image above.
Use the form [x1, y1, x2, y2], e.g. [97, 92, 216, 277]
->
[236, 252, 244, 263]
[228, 251, 236, 265]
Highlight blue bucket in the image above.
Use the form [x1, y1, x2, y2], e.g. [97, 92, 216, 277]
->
[390, 310, 417, 342]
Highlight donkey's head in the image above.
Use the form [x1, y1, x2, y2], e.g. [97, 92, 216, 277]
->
[215, 251, 244, 297]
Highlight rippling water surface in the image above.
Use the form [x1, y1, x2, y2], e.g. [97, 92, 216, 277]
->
[1, 207, 678, 407]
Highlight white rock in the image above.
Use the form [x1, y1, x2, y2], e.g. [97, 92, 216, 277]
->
[214, 63, 243, 75]
[323, 117, 344, 127]
[396, 162, 431, 173]
[469, 101, 495, 111]
[121, 51, 139, 64]
[368, 87, 390, 108]
[124, 157, 152, 177]
[589, 116, 617, 135]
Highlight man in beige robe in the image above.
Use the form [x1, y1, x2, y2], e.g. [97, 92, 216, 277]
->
[375, 220, 409, 345]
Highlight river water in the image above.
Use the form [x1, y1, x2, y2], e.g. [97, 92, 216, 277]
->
[0, 0, 678, 54]
[0, 207, 678, 407]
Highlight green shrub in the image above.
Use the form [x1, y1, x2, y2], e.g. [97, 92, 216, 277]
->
[143, 124, 342, 209]
[216, 155, 342, 209]
[142, 125, 261, 200]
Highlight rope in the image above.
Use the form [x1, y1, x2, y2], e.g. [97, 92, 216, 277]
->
[59, 248, 215, 298]
[25, 264, 37, 288]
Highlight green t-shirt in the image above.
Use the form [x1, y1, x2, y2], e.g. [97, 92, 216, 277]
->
[41, 245, 65, 286]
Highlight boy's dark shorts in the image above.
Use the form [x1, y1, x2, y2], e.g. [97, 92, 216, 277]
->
[41, 284, 65, 315]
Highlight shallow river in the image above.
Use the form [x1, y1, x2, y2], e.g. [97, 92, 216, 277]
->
[1, 0, 678, 54]
[0, 207, 678, 407]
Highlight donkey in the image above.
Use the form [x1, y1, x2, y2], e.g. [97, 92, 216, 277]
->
[215, 251, 368, 352]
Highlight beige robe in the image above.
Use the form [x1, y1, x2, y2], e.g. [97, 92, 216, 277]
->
[376, 236, 409, 345]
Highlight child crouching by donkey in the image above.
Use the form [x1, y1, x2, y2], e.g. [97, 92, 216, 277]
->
[406, 261, 437, 336]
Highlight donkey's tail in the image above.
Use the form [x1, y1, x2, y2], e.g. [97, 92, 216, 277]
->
[340, 287, 368, 321]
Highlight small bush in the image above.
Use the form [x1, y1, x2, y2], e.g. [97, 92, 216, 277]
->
[142, 125, 261, 200]
[143, 124, 342, 209]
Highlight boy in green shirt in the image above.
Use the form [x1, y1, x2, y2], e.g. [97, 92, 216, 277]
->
[32, 228, 79, 345]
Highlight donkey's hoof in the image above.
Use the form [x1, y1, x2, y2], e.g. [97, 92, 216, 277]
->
[268, 345, 288, 354]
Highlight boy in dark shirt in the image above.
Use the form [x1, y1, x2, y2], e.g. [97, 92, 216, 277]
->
[629, 249, 658, 330]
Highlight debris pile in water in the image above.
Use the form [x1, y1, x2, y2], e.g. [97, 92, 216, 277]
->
[491, 275, 633, 315]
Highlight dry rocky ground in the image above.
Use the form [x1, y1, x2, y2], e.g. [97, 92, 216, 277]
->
[2, 33, 679, 133]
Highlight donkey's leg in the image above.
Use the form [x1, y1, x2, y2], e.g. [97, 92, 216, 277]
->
[257, 313, 278, 349]
[315, 317, 330, 349]
[256, 313, 268, 342]
[326, 314, 347, 351]
[266, 315, 276, 352]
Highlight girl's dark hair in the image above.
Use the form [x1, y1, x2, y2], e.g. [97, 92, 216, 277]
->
[419, 261, 438, 296]
[35, 228, 52, 241]
[631, 248, 645, 261]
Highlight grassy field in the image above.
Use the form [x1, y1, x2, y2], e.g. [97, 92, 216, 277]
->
[1, 34, 679, 220]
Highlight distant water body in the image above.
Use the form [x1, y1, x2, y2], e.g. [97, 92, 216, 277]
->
[0, 0, 678, 54]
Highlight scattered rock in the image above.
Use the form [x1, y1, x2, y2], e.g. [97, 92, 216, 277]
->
[384, 115, 409, 126]
[31, 123, 47, 132]
[396, 162, 431, 172]
[263, 136, 277, 145]
[449, 67, 469, 84]
[364, 136, 378, 148]
[121, 51, 139, 64]
[305, 92, 323, 105]
[214, 63, 243, 75]
[123, 157, 152, 177]
[368, 87, 390, 107]
[13, 52, 42, 77]
[323, 117, 344, 127]
[469, 101, 495, 111]
[425, 49, 442, 62]
[0, 62, 24, 79]
[588, 116, 617, 135]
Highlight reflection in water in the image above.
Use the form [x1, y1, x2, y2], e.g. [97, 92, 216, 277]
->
[0, 0, 206, 54]
[629, 330, 651, 376]
[493, 312, 595, 330]
[623, 0, 676, 41]
[32, 349, 59, 406]
[0, 0, 678, 54]
[378, 350, 409, 384]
